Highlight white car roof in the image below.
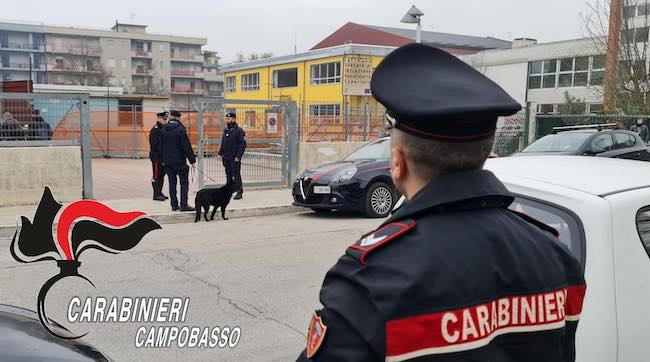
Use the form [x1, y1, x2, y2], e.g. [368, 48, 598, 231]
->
[485, 156, 650, 196]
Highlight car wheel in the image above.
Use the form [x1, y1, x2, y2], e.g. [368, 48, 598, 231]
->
[364, 182, 394, 218]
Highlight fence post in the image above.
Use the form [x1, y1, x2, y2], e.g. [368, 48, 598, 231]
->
[344, 98, 350, 142]
[197, 100, 205, 190]
[79, 96, 93, 199]
[281, 106, 288, 186]
[287, 101, 299, 183]
[365, 99, 370, 141]
[527, 102, 537, 145]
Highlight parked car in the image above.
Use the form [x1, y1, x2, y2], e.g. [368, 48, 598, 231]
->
[0, 304, 111, 361]
[292, 137, 398, 217]
[515, 125, 650, 161]
[485, 156, 650, 361]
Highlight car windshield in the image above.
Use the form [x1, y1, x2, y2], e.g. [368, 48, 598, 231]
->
[522, 132, 592, 153]
[344, 139, 390, 161]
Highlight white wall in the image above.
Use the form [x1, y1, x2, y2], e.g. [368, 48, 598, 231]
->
[528, 87, 602, 105]
[481, 62, 529, 105]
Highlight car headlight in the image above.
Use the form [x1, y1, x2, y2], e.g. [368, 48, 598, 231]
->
[335, 167, 357, 183]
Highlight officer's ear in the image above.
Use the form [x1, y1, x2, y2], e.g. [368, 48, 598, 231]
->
[390, 145, 408, 182]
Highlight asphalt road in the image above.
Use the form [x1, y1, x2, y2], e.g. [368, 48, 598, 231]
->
[0, 211, 382, 361]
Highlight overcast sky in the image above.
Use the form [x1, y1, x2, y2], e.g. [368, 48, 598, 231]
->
[1, 0, 592, 62]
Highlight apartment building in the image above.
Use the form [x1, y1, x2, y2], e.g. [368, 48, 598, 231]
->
[0, 20, 223, 108]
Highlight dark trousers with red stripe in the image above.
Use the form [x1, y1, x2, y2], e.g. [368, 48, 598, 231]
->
[150, 158, 165, 197]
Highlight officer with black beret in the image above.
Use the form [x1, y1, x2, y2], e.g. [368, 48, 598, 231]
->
[298, 43, 586, 361]
[149, 111, 169, 201]
[160, 110, 196, 212]
[218, 112, 246, 199]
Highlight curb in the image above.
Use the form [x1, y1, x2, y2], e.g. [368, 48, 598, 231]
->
[0, 204, 302, 239]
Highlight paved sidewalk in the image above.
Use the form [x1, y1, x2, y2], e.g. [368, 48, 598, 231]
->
[0, 188, 299, 237]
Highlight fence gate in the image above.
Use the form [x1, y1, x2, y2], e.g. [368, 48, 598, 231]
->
[197, 98, 297, 189]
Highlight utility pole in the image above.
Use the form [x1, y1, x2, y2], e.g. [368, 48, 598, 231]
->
[604, 0, 623, 113]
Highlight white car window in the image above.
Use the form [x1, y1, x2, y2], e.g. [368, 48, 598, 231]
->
[637, 207, 650, 258]
[509, 196, 585, 265]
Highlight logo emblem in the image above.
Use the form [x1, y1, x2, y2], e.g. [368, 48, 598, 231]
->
[307, 312, 328, 358]
[11, 187, 161, 339]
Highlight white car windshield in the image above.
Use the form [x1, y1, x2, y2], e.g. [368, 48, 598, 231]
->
[344, 139, 390, 161]
[522, 132, 592, 153]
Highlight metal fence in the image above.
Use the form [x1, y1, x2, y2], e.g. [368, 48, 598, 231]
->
[0, 92, 92, 198]
[494, 110, 529, 156]
[298, 100, 387, 142]
[535, 113, 649, 139]
[197, 98, 297, 188]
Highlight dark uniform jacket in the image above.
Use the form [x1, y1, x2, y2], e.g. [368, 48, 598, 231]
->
[149, 121, 164, 160]
[218, 123, 246, 160]
[299, 169, 586, 362]
[160, 120, 196, 169]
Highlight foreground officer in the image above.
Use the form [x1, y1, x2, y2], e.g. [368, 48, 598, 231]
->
[298, 44, 586, 361]
[218, 112, 246, 199]
[160, 110, 195, 212]
[149, 111, 168, 201]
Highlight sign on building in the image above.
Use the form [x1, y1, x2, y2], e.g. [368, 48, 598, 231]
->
[343, 56, 373, 96]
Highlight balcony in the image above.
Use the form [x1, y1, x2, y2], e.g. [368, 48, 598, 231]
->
[170, 52, 203, 62]
[170, 69, 204, 78]
[132, 49, 152, 58]
[0, 42, 43, 51]
[46, 45, 101, 56]
[171, 86, 203, 94]
[133, 67, 151, 75]
[48, 64, 102, 73]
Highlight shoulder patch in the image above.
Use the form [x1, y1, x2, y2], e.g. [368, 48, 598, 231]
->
[307, 311, 327, 358]
[508, 209, 560, 238]
[349, 219, 416, 265]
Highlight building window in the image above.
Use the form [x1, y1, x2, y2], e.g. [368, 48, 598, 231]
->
[537, 104, 556, 114]
[107, 39, 114, 48]
[273, 67, 298, 88]
[529, 59, 557, 89]
[241, 73, 259, 91]
[590, 55, 606, 86]
[588, 103, 604, 113]
[121, 59, 126, 68]
[160, 44, 164, 52]
[624, 5, 637, 19]
[226, 76, 236, 92]
[310, 104, 341, 116]
[311, 62, 341, 84]
[640, 3, 650, 16]
[559, 56, 588, 87]
[108, 58, 115, 68]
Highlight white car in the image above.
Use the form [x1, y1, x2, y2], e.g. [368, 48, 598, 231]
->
[487, 156, 650, 362]
[394, 156, 650, 361]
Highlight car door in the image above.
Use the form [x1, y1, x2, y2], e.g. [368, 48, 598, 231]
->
[610, 132, 647, 160]
[606, 189, 650, 361]
[589, 133, 615, 157]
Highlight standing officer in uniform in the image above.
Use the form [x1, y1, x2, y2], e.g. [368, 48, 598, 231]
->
[149, 111, 168, 201]
[160, 110, 195, 212]
[298, 44, 586, 361]
[218, 112, 246, 199]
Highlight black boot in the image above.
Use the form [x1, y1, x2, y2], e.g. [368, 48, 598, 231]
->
[152, 182, 165, 201]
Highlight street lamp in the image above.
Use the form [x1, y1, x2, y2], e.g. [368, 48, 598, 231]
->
[401, 5, 424, 43]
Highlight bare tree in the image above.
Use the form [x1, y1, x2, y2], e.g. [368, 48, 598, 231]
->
[585, 0, 650, 114]
[234, 52, 246, 63]
[62, 38, 114, 86]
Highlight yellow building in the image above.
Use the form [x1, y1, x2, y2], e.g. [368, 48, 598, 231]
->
[221, 44, 395, 141]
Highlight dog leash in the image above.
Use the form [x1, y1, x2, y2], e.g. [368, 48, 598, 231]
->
[192, 164, 221, 184]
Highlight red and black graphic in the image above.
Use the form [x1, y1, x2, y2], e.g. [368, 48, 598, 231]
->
[10, 187, 161, 339]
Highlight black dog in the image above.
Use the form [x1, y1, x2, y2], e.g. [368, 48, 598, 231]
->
[194, 183, 236, 222]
